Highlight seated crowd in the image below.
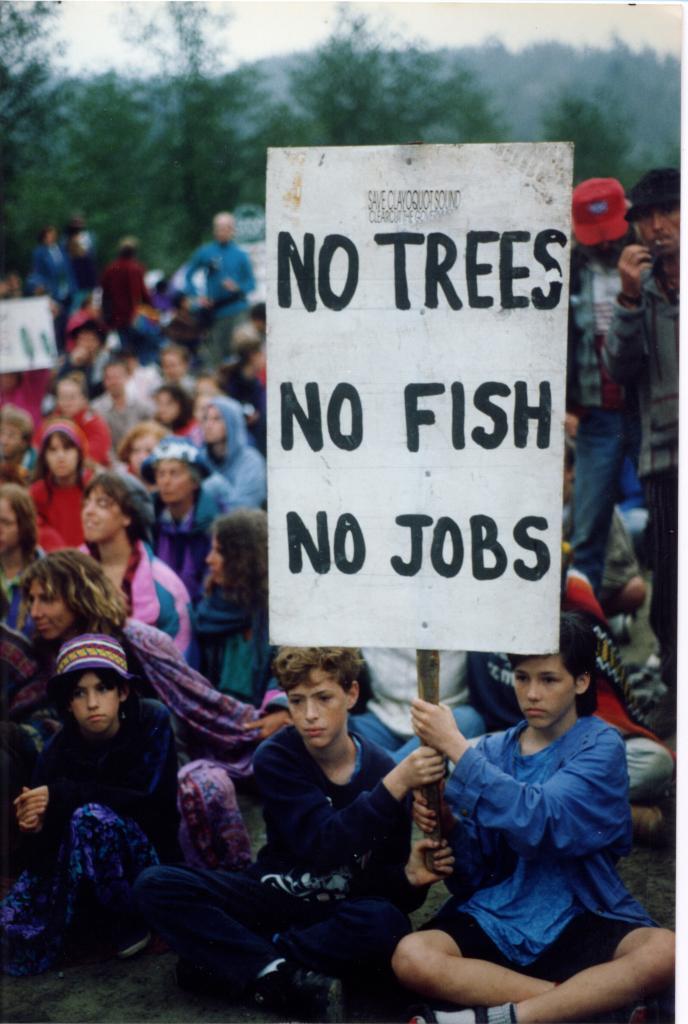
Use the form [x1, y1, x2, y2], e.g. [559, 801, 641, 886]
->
[0, 188, 677, 1022]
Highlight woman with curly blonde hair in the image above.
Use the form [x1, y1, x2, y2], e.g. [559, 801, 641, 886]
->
[14, 549, 287, 873]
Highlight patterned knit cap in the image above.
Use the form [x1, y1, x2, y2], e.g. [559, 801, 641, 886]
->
[39, 418, 89, 457]
[48, 634, 134, 702]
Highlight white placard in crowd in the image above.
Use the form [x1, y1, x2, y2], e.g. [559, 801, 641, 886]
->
[267, 143, 572, 653]
[0, 297, 58, 372]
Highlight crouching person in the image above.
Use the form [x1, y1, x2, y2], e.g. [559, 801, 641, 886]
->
[135, 645, 453, 1022]
[1, 635, 179, 976]
[392, 612, 674, 1024]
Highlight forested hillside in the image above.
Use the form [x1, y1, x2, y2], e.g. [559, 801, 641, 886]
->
[2, 3, 679, 276]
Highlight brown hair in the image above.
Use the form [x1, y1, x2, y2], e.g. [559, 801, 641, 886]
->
[56, 370, 89, 399]
[0, 404, 34, 445]
[272, 647, 363, 693]
[21, 550, 127, 635]
[33, 425, 85, 488]
[161, 344, 190, 367]
[0, 483, 38, 559]
[82, 473, 143, 544]
[154, 383, 195, 432]
[117, 420, 169, 466]
[210, 509, 267, 609]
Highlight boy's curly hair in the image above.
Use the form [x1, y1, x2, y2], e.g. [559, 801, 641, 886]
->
[272, 646, 363, 693]
[21, 550, 127, 635]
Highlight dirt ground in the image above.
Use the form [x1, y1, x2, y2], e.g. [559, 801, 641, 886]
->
[0, 597, 677, 1024]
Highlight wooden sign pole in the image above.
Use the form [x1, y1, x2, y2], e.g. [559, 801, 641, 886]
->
[416, 648, 442, 868]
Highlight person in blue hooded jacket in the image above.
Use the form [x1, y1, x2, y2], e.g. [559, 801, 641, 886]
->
[199, 396, 266, 510]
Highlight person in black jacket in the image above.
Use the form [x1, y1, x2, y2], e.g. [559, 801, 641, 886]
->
[135, 646, 453, 1023]
[1, 633, 179, 976]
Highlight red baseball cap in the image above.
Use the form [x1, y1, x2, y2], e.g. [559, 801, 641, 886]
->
[571, 178, 628, 246]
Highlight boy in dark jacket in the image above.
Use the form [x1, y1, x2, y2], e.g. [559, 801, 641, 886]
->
[135, 645, 453, 1022]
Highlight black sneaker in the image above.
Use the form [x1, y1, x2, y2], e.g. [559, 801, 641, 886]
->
[254, 961, 343, 1022]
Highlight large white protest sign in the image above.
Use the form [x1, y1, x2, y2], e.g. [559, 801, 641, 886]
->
[267, 143, 572, 653]
[0, 297, 58, 372]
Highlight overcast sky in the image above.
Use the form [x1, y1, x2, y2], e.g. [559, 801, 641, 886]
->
[54, 1, 682, 76]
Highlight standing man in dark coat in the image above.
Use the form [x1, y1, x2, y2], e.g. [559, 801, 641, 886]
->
[603, 168, 679, 735]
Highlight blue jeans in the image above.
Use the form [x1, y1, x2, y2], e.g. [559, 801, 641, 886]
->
[134, 865, 410, 994]
[350, 705, 485, 763]
[571, 408, 640, 594]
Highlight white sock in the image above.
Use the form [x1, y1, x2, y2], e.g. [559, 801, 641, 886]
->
[487, 1006, 516, 1024]
[435, 1011, 476, 1023]
[256, 958, 285, 978]
[435, 1004, 516, 1024]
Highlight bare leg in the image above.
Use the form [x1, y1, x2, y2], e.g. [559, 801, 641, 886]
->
[392, 931, 554, 1007]
[516, 927, 675, 1023]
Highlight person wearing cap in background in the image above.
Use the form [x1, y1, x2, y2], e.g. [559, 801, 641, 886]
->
[184, 212, 256, 369]
[142, 436, 227, 604]
[0, 633, 179, 975]
[29, 419, 93, 548]
[101, 236, 152, 349]
[566, 178, 640, 601]
[80, 471, 192, 656]
[603, 168, 680, 735]
[57, 316, 109, 401]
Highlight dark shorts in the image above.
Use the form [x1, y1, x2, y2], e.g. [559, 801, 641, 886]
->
[424, 910, 642, 983]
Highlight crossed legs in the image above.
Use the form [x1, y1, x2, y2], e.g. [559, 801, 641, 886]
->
[392, 925, 674, 1022]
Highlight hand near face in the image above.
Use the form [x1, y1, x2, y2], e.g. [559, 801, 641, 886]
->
[410, 699, 469, 763]
[617, 244, 653, 299]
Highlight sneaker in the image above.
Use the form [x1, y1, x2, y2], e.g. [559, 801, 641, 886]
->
[254, 961, 343, 1022]
[115, 924, 151, 959]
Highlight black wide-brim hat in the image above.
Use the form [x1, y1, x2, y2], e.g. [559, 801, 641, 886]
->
[626, 167, 680, 222]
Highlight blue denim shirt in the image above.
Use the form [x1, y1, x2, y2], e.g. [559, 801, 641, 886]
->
[442, 716, 653, 929]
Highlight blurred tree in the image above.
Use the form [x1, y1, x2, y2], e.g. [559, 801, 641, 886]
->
[13, 74, 155, 271]
[540, 93, 636, 186]
[286, 8, 503, 146]
[0, 1, 62, 274]
[125, 0, 274, 264]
